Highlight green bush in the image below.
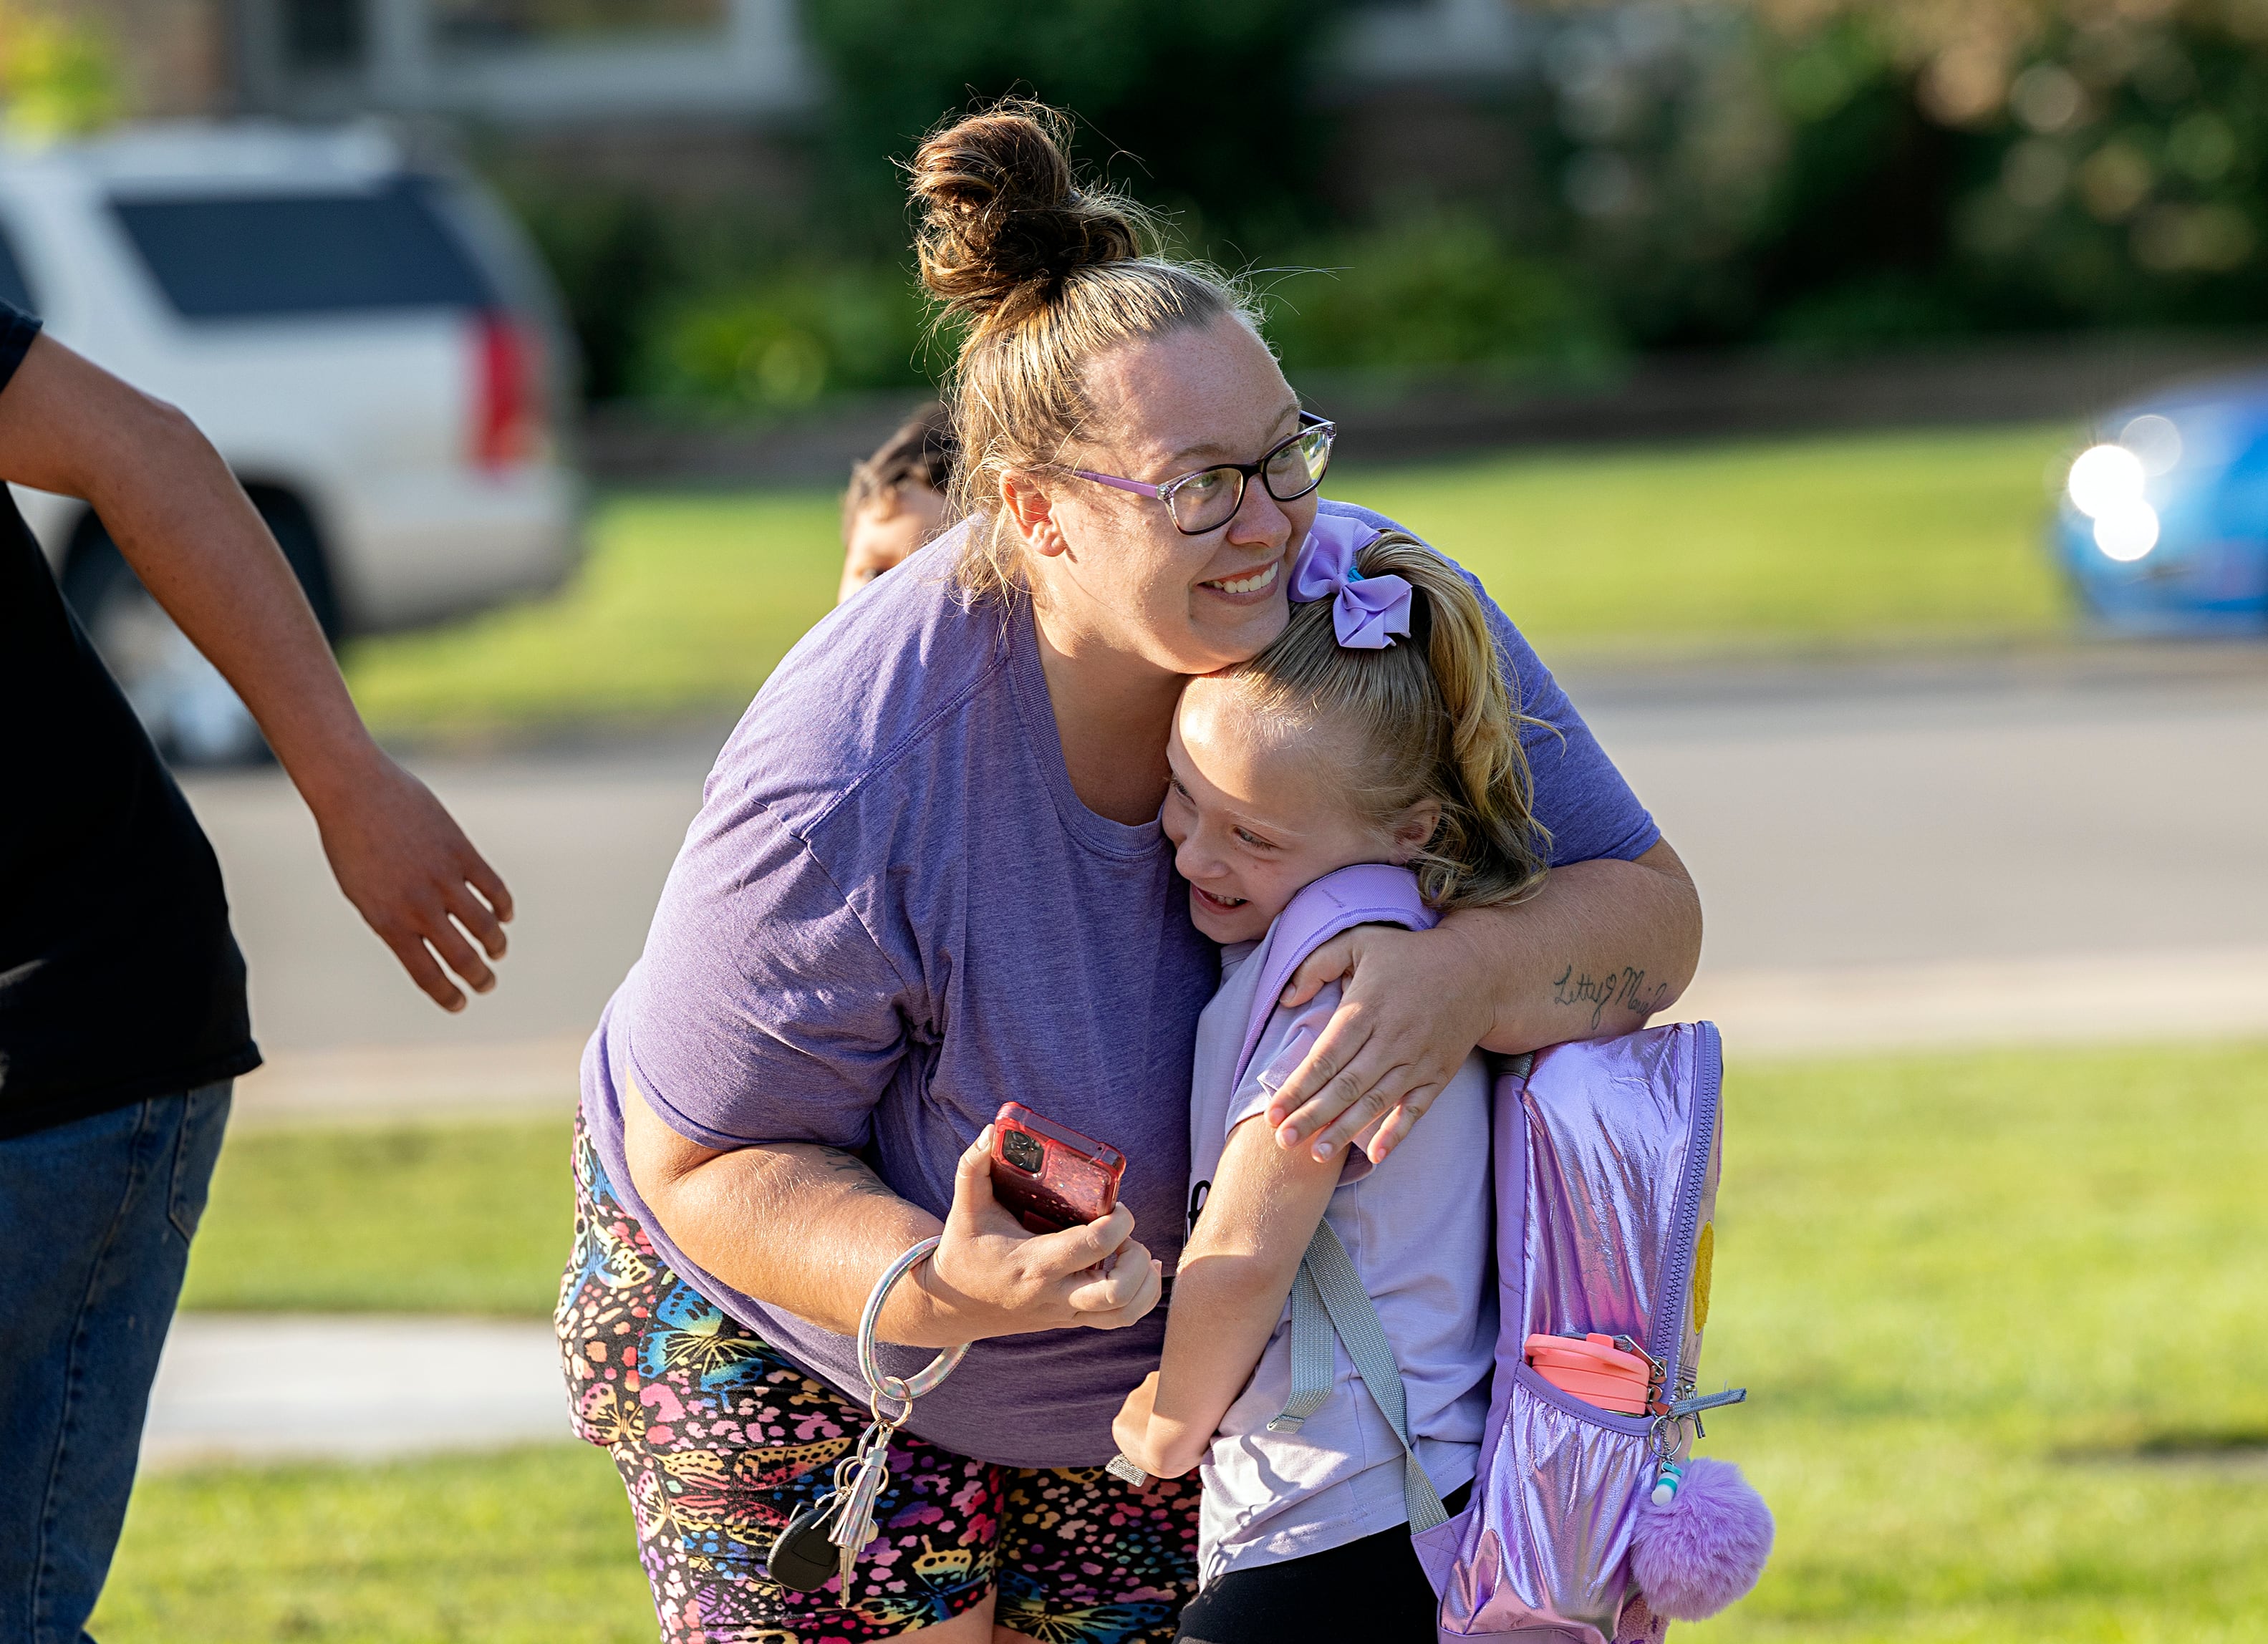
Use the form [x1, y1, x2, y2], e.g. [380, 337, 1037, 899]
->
[798, 0, 1340, 242]
[1263, 218, 1618, 378]
[507, 188, 687, 403]
[632, 219, 1619, 415]
[483, 0, 2268, 410]
[637, 264, 935, 410]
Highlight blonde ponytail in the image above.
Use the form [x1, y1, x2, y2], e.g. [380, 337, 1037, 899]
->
[1225, 533, 1549, 910]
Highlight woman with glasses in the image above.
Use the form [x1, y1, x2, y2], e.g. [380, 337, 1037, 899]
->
[559, 101, 1700, 1644]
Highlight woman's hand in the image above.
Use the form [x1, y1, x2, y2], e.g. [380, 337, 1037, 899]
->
[1111, 1371, 1189, 1479]
[1265, 845, 1704, 1163]
[917, 1128, 1164, 1344]
[626, 1109, 1161, 1350]
[1264, 922, 1495, 1164]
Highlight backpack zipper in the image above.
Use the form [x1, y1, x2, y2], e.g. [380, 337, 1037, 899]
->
[1646, 1022, 1722, 1391]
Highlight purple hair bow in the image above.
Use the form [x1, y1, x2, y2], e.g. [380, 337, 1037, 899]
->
[1289, 516, 1412, 649]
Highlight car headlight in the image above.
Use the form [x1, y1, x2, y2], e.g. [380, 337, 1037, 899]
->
[2092, 502, 2160, 561]
[2066, 443, 2159, 561]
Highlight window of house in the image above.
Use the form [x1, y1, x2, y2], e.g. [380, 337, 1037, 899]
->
[284, 0, 367, 69]
[433, 0, 726, 49]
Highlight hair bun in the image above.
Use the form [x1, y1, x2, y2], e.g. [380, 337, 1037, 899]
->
[911, 100, 1144, 326]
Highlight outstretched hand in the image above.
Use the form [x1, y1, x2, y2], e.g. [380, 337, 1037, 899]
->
[925, 1126, 1162, 1340]
[0, 335, 518, 1015]
[1264, 922, 1495, 1164]
[311, 753, 514, 1011]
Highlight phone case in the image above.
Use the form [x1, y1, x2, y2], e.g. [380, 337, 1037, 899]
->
[990, 1102, 1126, 1234]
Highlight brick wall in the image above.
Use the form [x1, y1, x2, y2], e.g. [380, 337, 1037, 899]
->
[54, 0, 233, 117]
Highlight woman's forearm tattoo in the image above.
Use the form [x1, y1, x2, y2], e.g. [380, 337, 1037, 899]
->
[791, 1143, 902, 1202]
[1551, 962, 1674, 1030]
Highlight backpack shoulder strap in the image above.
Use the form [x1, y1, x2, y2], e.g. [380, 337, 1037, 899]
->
[1230, 863, 1437, 1097]
[1239, 866, 1445, 1532]
[1276, 1221, 1449, 1533]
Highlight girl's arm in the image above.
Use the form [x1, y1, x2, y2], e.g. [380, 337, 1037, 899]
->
[1111, 1111, 1345, 1478]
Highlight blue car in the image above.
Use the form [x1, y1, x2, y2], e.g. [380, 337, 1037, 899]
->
[2055, 377, 2268, 633]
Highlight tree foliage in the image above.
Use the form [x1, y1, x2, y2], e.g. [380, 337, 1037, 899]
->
[798, 0, 1342, 248]
[0, 3, 120, 140]
[549, 0, 2268, 405]
[1535, 0, 2268, 344]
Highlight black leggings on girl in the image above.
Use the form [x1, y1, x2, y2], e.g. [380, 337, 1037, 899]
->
[1174, 1486, 1470, 1644]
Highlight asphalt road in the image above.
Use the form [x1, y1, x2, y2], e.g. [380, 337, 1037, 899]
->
[178, 642, 2268, 1071]
[184, 730, 708, 1053]
[1572, 643, 2268, 971]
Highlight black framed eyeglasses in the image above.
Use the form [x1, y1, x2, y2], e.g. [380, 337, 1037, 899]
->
[1068, 412, 1335, 535]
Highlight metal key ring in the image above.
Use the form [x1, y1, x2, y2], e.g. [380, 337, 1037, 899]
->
[856, 1236, 970, 1417]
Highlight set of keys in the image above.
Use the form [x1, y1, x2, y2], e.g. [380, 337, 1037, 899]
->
[767, 1236, 969, 1594]
[766, 1403, 904, 1591]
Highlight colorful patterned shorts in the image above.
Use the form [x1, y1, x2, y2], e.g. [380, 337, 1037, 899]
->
[556, 1118, 1200, 1643]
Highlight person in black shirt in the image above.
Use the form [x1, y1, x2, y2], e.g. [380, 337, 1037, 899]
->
[0, 301, 516, 1639]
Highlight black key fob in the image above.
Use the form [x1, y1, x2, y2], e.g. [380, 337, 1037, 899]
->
[766, 1495, 841, 1592]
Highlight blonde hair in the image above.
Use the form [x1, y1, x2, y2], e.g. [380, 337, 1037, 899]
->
[1223, 534, 1550, 912]
[908, 100, 1265, 603]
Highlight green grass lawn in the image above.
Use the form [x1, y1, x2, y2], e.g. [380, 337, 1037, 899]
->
[133, 1038, 2268, 1640]
[344, 425, 2078, 740]
[344, 489, 843, 738]
[1342, 426, 2075, 650]
[91, 1448, 652, 1644]
[1692, 1040, 2268, 1643]
[178, 1118, 574, 1315]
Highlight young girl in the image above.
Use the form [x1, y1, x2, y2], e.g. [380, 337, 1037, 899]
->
[1112, 526, 1549, 1644]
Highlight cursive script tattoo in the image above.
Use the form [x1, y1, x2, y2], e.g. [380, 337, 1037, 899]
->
[1551, 962, 1675, 1031]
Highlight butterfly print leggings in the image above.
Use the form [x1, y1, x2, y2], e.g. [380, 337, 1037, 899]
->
[556, 1117, 1201, 1643]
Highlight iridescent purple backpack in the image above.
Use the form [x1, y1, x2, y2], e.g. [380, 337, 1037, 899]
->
[1235, 866, 1773, 1643]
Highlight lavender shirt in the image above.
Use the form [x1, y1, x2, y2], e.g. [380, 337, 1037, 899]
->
[579, 499, 1659, 1467]
[1189, 949, 1495, 1580]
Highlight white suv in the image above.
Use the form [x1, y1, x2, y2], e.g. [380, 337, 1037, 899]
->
[1, 121, 584, 761]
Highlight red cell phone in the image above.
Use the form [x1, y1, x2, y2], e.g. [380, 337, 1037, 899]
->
[989, 1102, 1126, 1234]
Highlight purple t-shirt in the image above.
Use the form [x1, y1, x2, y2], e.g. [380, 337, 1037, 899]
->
[580, 498, 1659, 1467]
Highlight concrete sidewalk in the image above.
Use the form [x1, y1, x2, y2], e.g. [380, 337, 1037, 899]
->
[142, 1315, 570, 1473]
[1665, 942, 2268, 1057]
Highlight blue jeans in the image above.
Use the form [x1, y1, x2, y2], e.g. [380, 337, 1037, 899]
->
[0, 1084, 231, 1644]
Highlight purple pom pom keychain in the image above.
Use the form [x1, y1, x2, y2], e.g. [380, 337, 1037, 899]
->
[1630, 1456, 1775, 1620]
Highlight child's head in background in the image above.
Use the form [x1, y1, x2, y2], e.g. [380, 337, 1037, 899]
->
[839, 402, 957, 604]
[1163, 533, 1550, 944]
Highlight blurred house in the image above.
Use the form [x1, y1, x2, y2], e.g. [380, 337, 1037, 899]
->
[1320, 0, 1540, 219]
[63, 0, 1543, 215]
[44, 0, 238, 118]
[236, 0, 811, 127]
